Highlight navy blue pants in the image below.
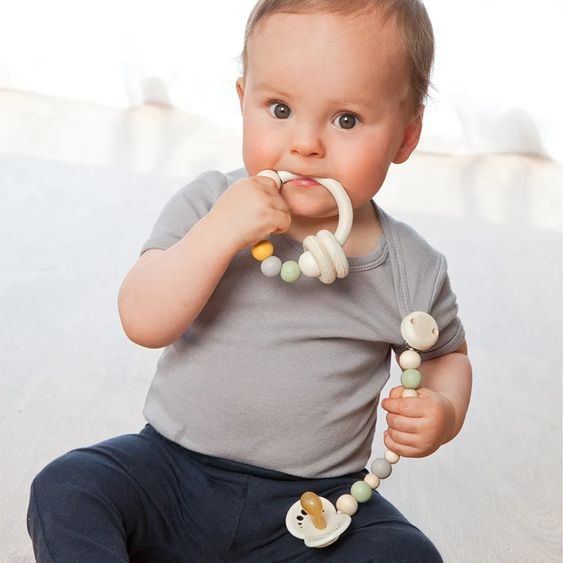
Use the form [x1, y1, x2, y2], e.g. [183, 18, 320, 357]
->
[27, 425, 442, 562]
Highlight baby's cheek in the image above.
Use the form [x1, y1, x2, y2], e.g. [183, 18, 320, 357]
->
[242, 135, 276, 175]
[346, 162, 388, 202]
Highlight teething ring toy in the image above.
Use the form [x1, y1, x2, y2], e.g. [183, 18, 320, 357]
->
[285, 311, 440, 548]
[251, 169, 353, 284]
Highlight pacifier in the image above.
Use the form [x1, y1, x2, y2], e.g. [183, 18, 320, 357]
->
[285, 491, 352, 548]
[251, 170, 353, 284]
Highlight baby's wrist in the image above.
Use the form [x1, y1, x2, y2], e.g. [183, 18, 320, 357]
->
[195, 213, 243, 256]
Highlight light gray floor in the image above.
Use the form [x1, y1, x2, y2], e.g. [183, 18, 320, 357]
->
[1, 90, 561, 562]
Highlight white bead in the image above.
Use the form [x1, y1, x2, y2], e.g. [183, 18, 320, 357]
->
[399, 349, 421, 370]
[400, 312, 439, 351]
[298, 251, 321, 278]
[336, 494, 358, 516]
[261, 255, 282, 277]
[402, 388, 418, 398]
[384, 450, 400, 464]
[364, 473, 380, 489]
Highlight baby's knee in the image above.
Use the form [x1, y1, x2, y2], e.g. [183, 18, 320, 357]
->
[29, 450, 88, 519]
[379, 524, 443, 563]
[31, 450, 89, 497]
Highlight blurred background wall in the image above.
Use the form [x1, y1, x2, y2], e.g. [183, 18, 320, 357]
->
[1, 0, 561, 161]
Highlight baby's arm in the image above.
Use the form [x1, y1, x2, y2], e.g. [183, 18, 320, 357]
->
[118, 176, 291, 348]
[381, 342, 472, 457]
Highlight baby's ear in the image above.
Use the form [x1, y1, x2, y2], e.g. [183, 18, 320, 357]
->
[236, 78, 245, 113]
[393, 113, 423, 164]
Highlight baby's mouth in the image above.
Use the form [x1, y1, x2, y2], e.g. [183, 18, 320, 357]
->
[283, 176, 322, 188]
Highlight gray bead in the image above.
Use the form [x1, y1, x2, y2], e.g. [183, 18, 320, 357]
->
[371, 458, 392, 479]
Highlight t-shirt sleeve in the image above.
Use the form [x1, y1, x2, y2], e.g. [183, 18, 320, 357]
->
[140, 170, 231, 255]
[389, 220, 466, 361]
[420, 254, 466, 361]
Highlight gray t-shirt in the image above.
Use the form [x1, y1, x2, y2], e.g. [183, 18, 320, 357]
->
[141, 168, 465, 478]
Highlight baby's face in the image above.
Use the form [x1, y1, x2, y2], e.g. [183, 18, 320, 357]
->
[237, 10, 421, 220]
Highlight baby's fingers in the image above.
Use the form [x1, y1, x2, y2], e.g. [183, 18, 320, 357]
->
[270, 209, 292, 234]
[381, 395, 424, 417]
[386, 412, 421, 434]
[384, 430, 422, 458]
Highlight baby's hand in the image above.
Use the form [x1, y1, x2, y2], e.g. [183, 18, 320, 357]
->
[207, 176, 291, 250]
[380, 386, 455, 458]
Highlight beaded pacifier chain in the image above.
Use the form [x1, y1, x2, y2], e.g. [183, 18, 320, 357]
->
[285, 311, 439, 548]
[248, 170, 440, 548]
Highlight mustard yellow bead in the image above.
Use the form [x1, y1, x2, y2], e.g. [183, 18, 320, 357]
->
[251, 241, 274, 261]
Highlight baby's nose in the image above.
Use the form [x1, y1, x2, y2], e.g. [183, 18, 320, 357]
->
[289, 123, 325, 158]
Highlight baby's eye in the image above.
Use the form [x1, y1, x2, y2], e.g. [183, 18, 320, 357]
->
[333, 113, 358, 130]
[267, 101, 292, 119]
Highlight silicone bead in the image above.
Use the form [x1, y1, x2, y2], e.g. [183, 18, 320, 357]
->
[402, 388, 418, 398]
[400, 312, 439, 351]
[399, 349, 421, 370]
[251, 240, 274, 261]
[261, 256, 282, 277]
[350, 481, 373, 503]
[364, 473, 380, 489]
[401, 368, 422, 389]
[280, 261, 301, 283]
[371, 458, 392, 479]
[336, 494, 358, 516]
[384, 450, 400, 464]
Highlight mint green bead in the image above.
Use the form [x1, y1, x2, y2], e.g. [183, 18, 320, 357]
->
[280, 260, 301, 283]
[401, 368, 422, 389]
[350, 480, 373, 503]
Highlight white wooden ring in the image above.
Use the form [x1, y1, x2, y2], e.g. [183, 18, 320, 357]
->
[256, 170, 353, 284]
[271, 171, 353, 245]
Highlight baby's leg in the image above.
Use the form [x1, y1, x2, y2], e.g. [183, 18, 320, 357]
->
[228, 471, 443, 563]
[27, 425, 219, 563]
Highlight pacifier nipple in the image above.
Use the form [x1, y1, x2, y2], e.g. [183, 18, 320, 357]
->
[300, 492, 326, 530]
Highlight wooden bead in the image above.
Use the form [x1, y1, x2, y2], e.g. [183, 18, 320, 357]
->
[251, 240, 274, 261]
[364, 473, 380, 489]
[384, 450, 400, 464]
[399, 349, 421, 370]
[336, 494, 358, 516]
[298, 251, 321, 278]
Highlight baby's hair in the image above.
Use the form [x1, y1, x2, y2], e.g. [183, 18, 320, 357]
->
[241, 0, 434, 116]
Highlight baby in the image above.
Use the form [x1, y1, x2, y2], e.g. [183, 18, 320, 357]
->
[27, 1, 472, 561]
